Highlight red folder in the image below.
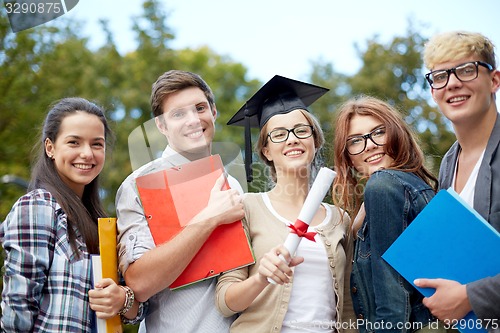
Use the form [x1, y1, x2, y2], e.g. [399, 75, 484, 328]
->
[135, 154, 254, 289]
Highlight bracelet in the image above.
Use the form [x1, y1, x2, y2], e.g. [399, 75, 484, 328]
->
[118, 285, 135, 315]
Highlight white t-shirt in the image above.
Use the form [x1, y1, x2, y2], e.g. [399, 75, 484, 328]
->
[262, 193, 337, 332]
[452, 149, 485, 208]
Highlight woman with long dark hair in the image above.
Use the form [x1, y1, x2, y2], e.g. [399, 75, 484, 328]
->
[1, 97, 144, 332]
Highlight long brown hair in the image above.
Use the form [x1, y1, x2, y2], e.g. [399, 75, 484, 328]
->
[332, 95, 438, 217]
[30, 97, 113, 255]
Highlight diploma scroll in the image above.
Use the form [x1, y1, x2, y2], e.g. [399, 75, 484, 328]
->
[268, 167, 336, 284]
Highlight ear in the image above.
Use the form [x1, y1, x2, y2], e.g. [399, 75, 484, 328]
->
[262, 146, 273, 162]
[430, 88, 437, 102]
[45, 138, 54, 159]
[155, 116, 168, 136]
[491, 69, 500, 94]
[211, 105, 218, 120]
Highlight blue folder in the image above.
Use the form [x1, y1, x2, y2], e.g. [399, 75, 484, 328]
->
[382, 188, 500, 333]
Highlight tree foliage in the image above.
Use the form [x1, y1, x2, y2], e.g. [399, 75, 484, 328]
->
[308, 21, 454, 172]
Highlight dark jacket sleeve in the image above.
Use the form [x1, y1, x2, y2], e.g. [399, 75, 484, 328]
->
[467, 274, 500, 320]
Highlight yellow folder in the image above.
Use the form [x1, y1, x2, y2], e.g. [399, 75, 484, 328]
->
[96, 217, 123, 333]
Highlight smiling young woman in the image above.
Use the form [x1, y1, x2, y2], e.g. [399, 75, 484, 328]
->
[1, 97, 145, 332]
[217, 75, 357, 333]
[332, 95, 442, 333]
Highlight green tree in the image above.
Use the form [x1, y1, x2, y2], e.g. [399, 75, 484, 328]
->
[0, 11, 92, 214]
[308, 20, 455, 175]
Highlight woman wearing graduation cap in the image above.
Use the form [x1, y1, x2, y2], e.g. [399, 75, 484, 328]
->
[215, 76, 356, 333]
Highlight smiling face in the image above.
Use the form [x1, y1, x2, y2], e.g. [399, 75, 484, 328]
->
[347, 114, 394, 177]
[430, 57, 499, 127]
[261, 109, 316, 178]
[156, 86, 217, 158]
[45, 111, 106, 197]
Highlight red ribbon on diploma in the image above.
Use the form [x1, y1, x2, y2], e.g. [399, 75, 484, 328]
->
[288, 219, 316, 242]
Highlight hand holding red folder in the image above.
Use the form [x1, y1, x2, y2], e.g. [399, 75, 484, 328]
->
[189, 174, 243, 227]
[136, 154, 255, 289]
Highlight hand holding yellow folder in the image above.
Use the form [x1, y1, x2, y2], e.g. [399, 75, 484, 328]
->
[91, 218, 123, 333]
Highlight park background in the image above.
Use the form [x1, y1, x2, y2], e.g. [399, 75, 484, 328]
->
[1, 1, 499, 331]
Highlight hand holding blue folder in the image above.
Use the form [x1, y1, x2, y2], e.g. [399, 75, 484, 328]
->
[382, 188, 500, 333]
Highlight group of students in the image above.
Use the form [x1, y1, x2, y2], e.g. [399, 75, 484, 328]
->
[1, 30, 499, 333]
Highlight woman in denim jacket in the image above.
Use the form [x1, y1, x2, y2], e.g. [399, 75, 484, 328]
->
[332, 96, 444, 333]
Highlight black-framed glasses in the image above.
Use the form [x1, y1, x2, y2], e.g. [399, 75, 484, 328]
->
[267, 124, 314, 143]
[425, 61, 493, 89]
[346, 126, 386, 155]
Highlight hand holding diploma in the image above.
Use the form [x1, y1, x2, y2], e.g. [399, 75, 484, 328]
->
[267, 167, 337, 284]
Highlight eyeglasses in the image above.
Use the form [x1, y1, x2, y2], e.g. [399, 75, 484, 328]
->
[267, 124, 314, 143]
[425, 61, 493, 89]
[346, 126, 386, 155]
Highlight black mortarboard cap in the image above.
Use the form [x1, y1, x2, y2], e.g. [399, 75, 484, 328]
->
[227, 75, 329, 182]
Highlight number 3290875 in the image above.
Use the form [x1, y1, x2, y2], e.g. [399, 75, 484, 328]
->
[5, 2, 63, 14]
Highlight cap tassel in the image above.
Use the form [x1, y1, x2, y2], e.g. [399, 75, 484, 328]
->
[244, 104, 253, 183]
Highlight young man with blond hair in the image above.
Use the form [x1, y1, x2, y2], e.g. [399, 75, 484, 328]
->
[416, 31, 500, 327]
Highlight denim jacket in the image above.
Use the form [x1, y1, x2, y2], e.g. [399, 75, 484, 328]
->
[351, 169, 435, 333]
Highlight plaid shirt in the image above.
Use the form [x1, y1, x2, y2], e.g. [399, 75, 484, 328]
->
[1, 189, 96, 332]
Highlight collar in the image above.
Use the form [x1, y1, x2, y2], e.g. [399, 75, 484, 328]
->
[161, 146, 192, 166]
